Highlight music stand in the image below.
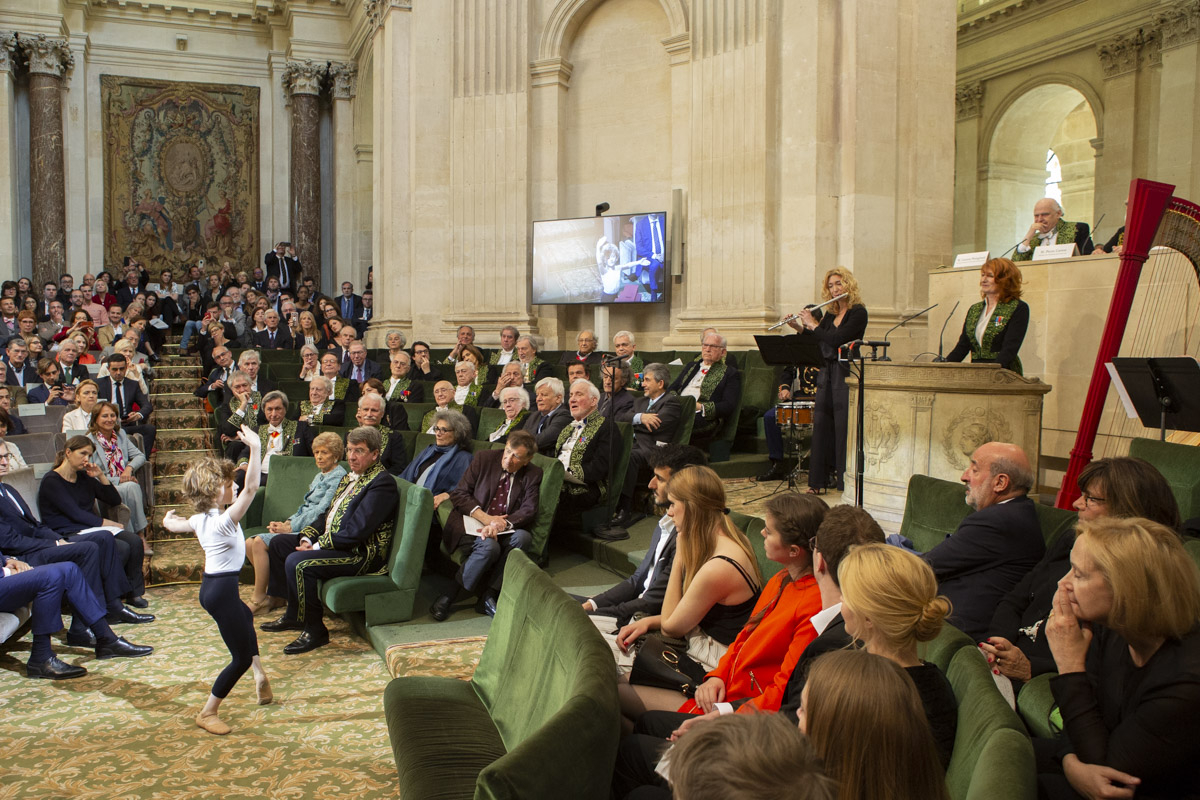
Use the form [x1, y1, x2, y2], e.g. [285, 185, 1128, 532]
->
[1109, 357, 1200, 441]
[744, 334, 825, 501]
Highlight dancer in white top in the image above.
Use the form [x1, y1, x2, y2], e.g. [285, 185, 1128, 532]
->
[163, 425, 272, 735]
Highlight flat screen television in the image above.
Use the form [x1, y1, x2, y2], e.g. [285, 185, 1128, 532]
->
[531, 212, 668, 304]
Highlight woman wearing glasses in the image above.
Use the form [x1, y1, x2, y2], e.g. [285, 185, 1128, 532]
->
[400, 410, 473, 509]
[981, 457, 1180, 690]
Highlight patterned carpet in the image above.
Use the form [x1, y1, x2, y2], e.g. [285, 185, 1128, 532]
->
[0, 583, 483, 800]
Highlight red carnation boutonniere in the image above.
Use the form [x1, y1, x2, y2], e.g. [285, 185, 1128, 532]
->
[269, 430, 281, 441]
[401, 389, 410, 399]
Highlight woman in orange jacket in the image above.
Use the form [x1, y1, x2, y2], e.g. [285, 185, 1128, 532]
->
[676, 491, 828, 715]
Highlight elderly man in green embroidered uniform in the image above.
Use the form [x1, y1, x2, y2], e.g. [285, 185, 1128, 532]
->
[1013, 198, 1094, 261]
[232, 390, 298, 489]
[667, 331, 742, 448]
[553, 378, 614, 528]
[262, 426, 401, 654]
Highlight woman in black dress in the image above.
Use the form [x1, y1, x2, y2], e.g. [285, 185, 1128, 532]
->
[792, 267, 868, 493]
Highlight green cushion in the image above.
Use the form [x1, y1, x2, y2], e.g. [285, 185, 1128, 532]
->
[1033, 503, 1077, 550]
[945, 645, 1035, 800]
[1128, 437, 1200, 519]
[730, 511, 779, 581]
[921, 622, 976, 674]
[478, 406, 507, 437]
[385, 552, 620, 800]
[1185, 536, 1200, 571]
[580, 422, 634, 535]
[240, 456, 322, 533]
[404, 402, 437, 432]
[320, 476, 434, 625]
[739, 366, 778, 431]
[672, 395, 696, 445]
[1016, 673, 1058, 740]
[900, 474, 972, 553]
[528, 454, 566, 558]
[707, 373, 745, 463]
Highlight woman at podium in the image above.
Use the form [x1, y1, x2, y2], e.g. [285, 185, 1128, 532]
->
[793, 267, 868, 494]
[946, 257, 1029, 375]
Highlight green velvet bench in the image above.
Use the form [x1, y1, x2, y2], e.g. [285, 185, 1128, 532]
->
[384, 551, 620, 800]
[241, 456, 327, 539]
[944, 643, 1036, 800]
[1128, 437, 1200, 519]
[320, 475, 434, 626]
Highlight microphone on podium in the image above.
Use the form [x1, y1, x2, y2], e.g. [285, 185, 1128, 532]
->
[933, 300, 960, 362]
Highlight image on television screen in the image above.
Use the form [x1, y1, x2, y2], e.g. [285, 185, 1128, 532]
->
[531, 212, 667, 305]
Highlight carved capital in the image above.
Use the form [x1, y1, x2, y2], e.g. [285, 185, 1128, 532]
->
[20, 33, 74, 78]
[530, 57, 573, 89]
[955, 82, 985, 121]
[0, 32, 16, 74]
[329, 61, 358, 99]
[282, 59, 327, 97]
[364, 0, 411, 33]
[1096, 28, 1161, 78]
[1156, 0, 1200, 50]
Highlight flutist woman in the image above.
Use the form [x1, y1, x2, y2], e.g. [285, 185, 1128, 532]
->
[788, 267, 868, 494]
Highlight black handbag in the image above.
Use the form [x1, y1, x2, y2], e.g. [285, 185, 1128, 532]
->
[629, 636, 708, 697]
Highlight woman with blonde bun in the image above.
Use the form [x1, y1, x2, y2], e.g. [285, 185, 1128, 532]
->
[838, 543, 958, 768]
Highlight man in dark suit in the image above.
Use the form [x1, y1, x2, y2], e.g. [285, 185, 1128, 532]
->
[1013, 198, 1094, 261]
[263, 425, 400, 654]
[584, 444, 707, 622]
[36, 281, 58, 322]
[0, 480, 153, 637]
[97, 354, 157, 453]
[3, 337, 38, 388]
[514, 335, 553, 387]
[264, 242, 301, 293]
[558, 329, 603, 366]
[354, 291, 373, 338]
[336, 281, 364, 321]
[598, 363, 636, 420]
[481, 362, 530, 409]
[668, 332, 742, 447]
[0, 553, 152, 679]
[330, 326, 357, 367]
[382, 351, 425, 404]
[115, 268, 142, 309]
[922, 442, 1045, 640]
[521, 376, 570, 456]
[607, 363, 681, 529]
[339, 341, 382, 384]
[254, 310, 293, 350]
[195, 345, 235, 402]
[430, 430, 543, 621]
[236, 350, 276, 397]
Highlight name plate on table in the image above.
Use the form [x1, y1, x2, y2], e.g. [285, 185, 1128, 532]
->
[1032, 242, 1078, 261]
[18, 400, 45, 415]
[953, 251, 990, 269]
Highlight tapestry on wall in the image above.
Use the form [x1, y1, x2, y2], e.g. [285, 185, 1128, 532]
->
[101, 75, 259, 273]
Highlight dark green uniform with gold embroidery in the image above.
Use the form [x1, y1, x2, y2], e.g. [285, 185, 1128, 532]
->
[946, 298, 1029, 375]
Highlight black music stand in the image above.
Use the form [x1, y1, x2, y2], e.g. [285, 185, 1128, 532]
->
[1110, 357, 1200, 441]
[744, 334, 825, 501]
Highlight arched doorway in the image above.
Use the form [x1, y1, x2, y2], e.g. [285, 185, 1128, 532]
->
[985, 84, 1098, 254]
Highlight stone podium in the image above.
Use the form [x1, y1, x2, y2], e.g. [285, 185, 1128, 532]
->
[843, 362, 1052, 533]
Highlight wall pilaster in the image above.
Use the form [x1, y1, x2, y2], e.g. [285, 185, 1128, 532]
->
[282, 59, 327, 287]
[22, 34, 72, 289]
[329, 61, 359, 287]
[0, 34, 17, 283]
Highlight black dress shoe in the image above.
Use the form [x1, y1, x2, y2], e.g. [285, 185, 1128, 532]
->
[756, 460, 789, 482]
[283, 630, 330, 655]
[106, 607, 155, 625]
[476, 592, 498, 618]
[27, 656, 88, 680]
[429, 595, 453, 622]
[96, 636, 154, 659]
[260, 616, 304, 632]
[608, 509, 633, 529]
[126, 596, 150, 609]
[65, 630, 97, 648]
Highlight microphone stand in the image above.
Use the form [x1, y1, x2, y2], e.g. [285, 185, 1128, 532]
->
[933, 300, 960, 362]
[875, 304, 937, 362]
[600, 353, 623, 526]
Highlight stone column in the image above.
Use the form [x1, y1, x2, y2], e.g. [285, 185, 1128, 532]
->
[953, 82, 985, 253]
[329, 62, 359, 287]
[366, 0, 414, 345]
[0, 34, 17, 283]
[22, 34, 73, 289]
[282, 60, 326, 288]
[1094, 31, 1151, 222]
[1155, 1, 1200, 196]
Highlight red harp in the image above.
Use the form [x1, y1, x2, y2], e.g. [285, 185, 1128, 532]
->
[1056, 178, 1200, 508]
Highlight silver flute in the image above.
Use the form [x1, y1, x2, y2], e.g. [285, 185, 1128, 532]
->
[768, 294, 848, 330]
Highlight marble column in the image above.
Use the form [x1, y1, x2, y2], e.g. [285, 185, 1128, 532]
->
[23, 34, 72, 290]
[282, 60, 326, 288]
[329, 62, 359, 287]
[1094, 33, 1148, 223]
[0, 34, 17, 283]
[367, 0, 414, 345]
[953, 82, 985, 253]
[1155, 1, 1200, 197]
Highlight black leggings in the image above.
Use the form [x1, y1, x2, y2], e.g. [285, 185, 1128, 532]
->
[199, 570, 259, 699]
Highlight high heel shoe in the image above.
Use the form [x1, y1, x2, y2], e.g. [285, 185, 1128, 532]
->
[256, 675, 274, 706]
[806, 487, 828, 495]
[248, 598, 274, 616]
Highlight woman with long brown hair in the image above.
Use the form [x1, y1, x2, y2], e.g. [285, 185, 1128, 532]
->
[801, 649, 950, 800]
[617, 466, 762, 725]
[790, 267, 868, 493]
[946, 256, 1029, 374]
[87, 401, 150, 551]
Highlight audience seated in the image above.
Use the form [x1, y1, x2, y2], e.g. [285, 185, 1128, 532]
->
[983, 456, 1180, 690]
[607, 363, 680, 529]
[237, 349, 275, 396]
[481, 361, 526, 409]
[612, 330, 644, 390]
[663, 713, 836, 800]
[340, 340, 381, 384]
[231, 391, 299, 489]
[297, 342, 321, 381]
[297, 376, 345, 428]
[195, 345, 235, 401]
[440, 324, 477, 364]
[921, 441, 1044, 640]
[560, 329, 603, 366]
[298, 392, 408, 475]
[487, 325, 518, 369]
[262, 426, 400, 655]
[399, 409, 473, 500]
[410, 340, 438, 381]
[522, 376, 569, 456]
[451, 360, 484, 406]
[552, 379, 615, 526]
[216, 371, 261, 458]
[420, 380, 478, 435]
[254, 310, 292, 350]
[430, 430, 543, 621]
[245, 431, 347, 616]
[483, 386, 529, 443]
[617, 466, 761, 728]
[97, 354, 157, 454]
[515, 334, 552, 386]
[382, 351, 424, 403]
[1037, 517, 1200, 799]
[598, 362, 635, 420]
[29, 358, 75, 406]
[37, 434, 151, 612]
[320, 351, 359, 402]
[0, 386, 25, 434]
[566, 362, 588, 386]
[4, 336, 38, 388]
[668, 331, 741, 448]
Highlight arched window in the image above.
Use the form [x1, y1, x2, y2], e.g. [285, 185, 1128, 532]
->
[1045, 149, 1063, 204]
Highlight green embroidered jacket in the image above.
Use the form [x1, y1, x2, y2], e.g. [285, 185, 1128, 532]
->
[1013, 218, 1080, 262]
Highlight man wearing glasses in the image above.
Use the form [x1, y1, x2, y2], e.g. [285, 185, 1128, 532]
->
[667, 331, 741, 449]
